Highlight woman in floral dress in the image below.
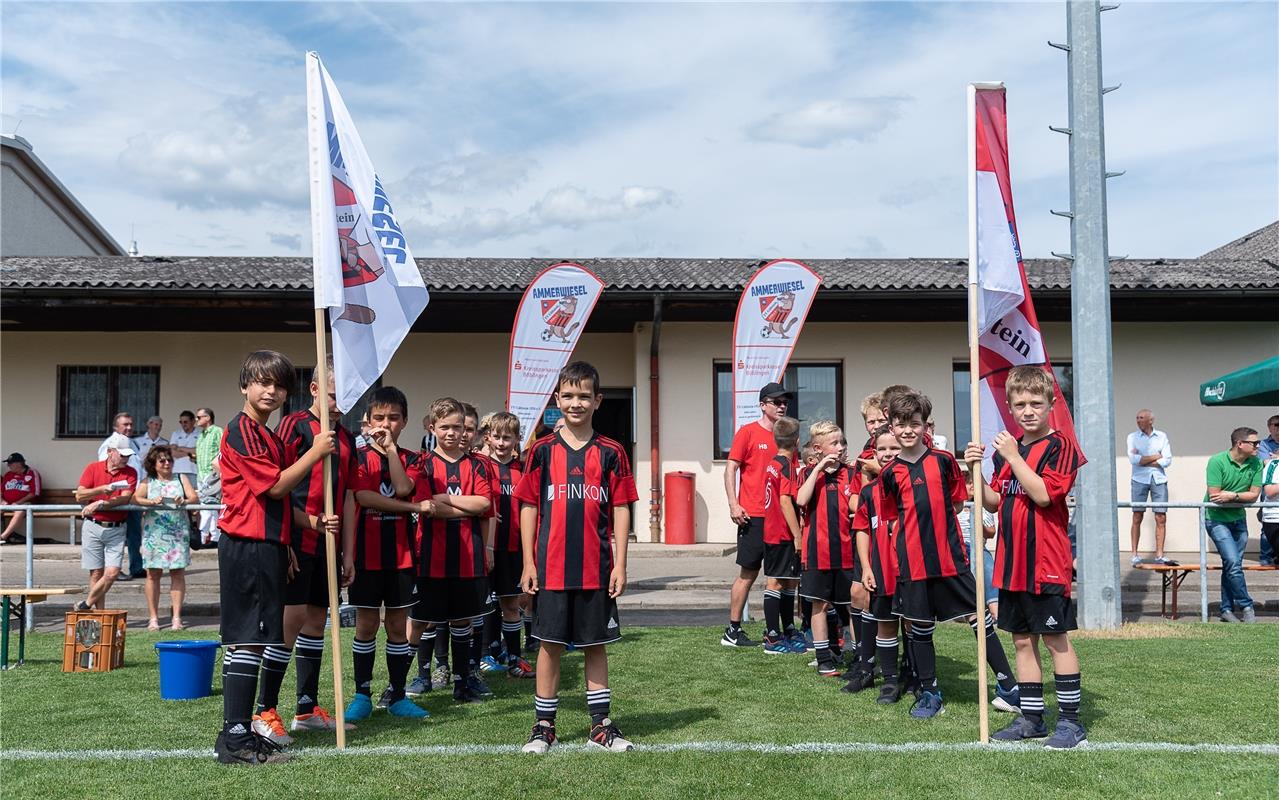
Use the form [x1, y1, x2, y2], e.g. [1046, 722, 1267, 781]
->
[135, 445, 197, 630]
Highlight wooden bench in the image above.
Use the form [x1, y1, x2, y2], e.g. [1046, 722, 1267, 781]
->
[23, 489, 82, 544]
[1134, 563, 1279, 620]
[0, 588, 73, 668]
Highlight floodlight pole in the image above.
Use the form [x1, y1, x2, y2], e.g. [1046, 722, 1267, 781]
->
[1059, 0, 1123, 629]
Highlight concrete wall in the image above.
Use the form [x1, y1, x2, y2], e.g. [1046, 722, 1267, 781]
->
[0, 155, 111, 256]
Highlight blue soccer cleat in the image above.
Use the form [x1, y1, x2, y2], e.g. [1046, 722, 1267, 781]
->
[387, 697, 430, 719]
[344, 693, 374, 721]
[479, 655, 508, 673]
[909, 691, 945, 719]
[993, 684, 1021, 714]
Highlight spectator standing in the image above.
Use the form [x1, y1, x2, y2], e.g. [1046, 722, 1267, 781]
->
[1127, 409, 1173, 565]
[98, 412, 145, 580]
[169, 411, 199, 478]
[132, 416, 168, 465]
[1, 453, 41, 544]
[194, 408, 224, 545]
[73, 434, 138, 611]
[134, 445, 195, 631]
[1203, 427, 1263, 623]
[1261, 455, 1279, 571]
[1255, 415, 1279, 565]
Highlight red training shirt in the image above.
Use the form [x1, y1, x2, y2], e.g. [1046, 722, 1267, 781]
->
[514, 432, 639, 591]
[800, 464, 861, 571]
[3, 468, 42, 504]
[762, 453, 798, 545]
[353, 445, 421, 571]
[276, 409, 358, 557]
[219, 412, 292, 544]
[77, 461, 137, 523]
[991, 431, 1083, 596]
[728, 421, 778, 517]
[852, 479, 898, 596]
[480, 453, 525, 554]
[877, 448, 969, 581]
[414, 451, 493, 579]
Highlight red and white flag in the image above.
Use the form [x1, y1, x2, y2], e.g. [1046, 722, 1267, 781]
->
[307, 52, 429, 411]
[507, 262, 605, 441]
[970, 84, 1081, 476]
[732, 260, 822, 433]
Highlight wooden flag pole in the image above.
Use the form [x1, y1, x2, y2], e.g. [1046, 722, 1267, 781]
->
[313, 308, 347, 749]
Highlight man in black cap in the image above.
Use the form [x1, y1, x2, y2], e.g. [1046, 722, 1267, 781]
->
[721, 382, 794, 647]
[2, 453, 42, 544]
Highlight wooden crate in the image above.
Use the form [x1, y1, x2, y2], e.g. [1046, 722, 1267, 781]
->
[62, 610, 127, 672]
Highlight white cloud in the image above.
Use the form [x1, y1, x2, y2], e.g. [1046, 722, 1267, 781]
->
[747, 97, 909, 148]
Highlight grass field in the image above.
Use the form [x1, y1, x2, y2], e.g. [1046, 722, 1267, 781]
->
[2, 622, 1276, 798]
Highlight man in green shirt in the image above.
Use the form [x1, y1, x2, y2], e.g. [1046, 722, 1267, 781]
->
[1203, 427, 1263, 623]
[194, 408, 224, 545]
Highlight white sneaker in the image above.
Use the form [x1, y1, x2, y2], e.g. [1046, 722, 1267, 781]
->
[588, 718, 634, 752]
[1130, 555, 1142, 566]
[521, 722, 556, 754]
[290, 706, 354, 731]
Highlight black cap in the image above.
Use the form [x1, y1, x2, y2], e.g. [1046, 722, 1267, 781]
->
[758, 382, 794, 402]
[5, 452, 24, 464]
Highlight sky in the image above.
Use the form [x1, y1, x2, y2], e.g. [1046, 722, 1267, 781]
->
[2, 1, 1275, 260]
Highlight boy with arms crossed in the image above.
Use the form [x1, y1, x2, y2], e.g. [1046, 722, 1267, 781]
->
[966, 366, 1088, 749]
[854, 425, 904, 703]
[516, 362, 639, 753]
[761, 417, 806, 654]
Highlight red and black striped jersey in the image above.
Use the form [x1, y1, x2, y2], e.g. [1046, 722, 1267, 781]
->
[513, 432, 639, 591]
[414, 451, 493, 579]
[991, 431, 1083, 596]
[852, 480, 898, 595]
[219, 412, 292, 544]
[353, 446, 421, 571]
[276, 409, 358, 556]
[878, 448, 969, 581]
[479, 454, 525, 554]
[800, 464, 860, 571]
[762, 454, 798, 544]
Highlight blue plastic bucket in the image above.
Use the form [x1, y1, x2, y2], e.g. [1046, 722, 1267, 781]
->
[155, 640, 220, 700]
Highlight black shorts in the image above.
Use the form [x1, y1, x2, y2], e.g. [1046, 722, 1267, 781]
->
[736, 518, 766, 570]
[892, 573, 979, 623]
[867, 592, 897, 622]
[410, 576, 491, 623]
[997, 589, 1078, 635]
[762, 542, 801, 580]
[531, 589, 621, 647]
[347, 566, 416, 610]
[491, 551, 525, 598]
[285, 545, 333, 608]
[219, 536, 287, 646]
[799, 568, 854, 605]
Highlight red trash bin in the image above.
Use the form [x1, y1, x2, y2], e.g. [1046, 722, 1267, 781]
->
[664, 471, 696, 545]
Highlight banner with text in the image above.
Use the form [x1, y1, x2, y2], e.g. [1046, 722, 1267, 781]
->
[732, 259, 822, 433]
[507, 262, 606, 441]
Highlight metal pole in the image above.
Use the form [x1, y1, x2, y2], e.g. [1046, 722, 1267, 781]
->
[1198, 507, 1209, 623]
[24, 509, 34, 632]
[1066, 0, 1121, 629]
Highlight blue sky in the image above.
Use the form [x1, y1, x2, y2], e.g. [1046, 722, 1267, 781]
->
[2, 1, 1275, 259]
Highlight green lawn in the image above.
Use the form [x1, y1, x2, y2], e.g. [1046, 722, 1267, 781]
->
[2, 623, 1275, 798]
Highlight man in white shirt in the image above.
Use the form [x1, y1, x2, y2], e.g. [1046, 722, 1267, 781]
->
[168, 410, 199, 478]
[131, 416, 168, 464]
[1128, 409, 1173, 565]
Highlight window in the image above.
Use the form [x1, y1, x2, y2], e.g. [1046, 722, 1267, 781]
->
[952, 363, 1074, 451]
[713, 361, 843, 458]
[285, 367, 381, 436]
[56, 366, 160, 438]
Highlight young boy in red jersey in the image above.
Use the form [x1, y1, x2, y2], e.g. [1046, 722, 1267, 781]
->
[215, 351, 336, 766]
[853, 425, 904, 702]
[795, 421, 860, 678]
[254, 363, 360, 740]
[515, 361, 638, 754]
[878, 392, 1018, 720]
[761, 417, 805, 654]
[411, 397, 494, 704]
[854, 392, 887, 478]
[966, 366, 1087, 749]
[344, 387, 430, 721]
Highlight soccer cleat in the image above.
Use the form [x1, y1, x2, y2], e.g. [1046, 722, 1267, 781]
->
[431, 664, 452, 690]
[521, 721, 556, 754]
[816, 663, 841, 677]
[992, 715, 1049, 742]
[453, 681, 483, 704]
[406, 675, 431, 697]
[290, 705, 355, 732]
[840, 668, 875, 694]
[215, 730, 292, 765]
[375, 686, 395, 709]
[909, 691, 945, 719]
[763, 636, 791, 655]
[387, 697, 430, 719]
[992, 684, 1021, 714]
[588, 718, 634, 752]
[1043, 720, 1089, 750]
[344, 693, 374, 721]
[250, 708, 294, 746]
[507, 657, 536, 679]
[720, 627, 760, 648]
[875, 681, 901, 705]
[467, 673, 494, 697]
[479, 655, 508, 673]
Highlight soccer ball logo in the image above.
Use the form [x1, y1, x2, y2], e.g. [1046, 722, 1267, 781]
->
[540, 294, 581, 343]
[758, 290, 799, 339]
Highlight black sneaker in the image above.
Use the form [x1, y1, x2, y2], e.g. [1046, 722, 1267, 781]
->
[875, 681, 901, 704]
[840, 668, 876, 694]
[215, 729, 291, 765]
[74, 600, 91, 612]
[453, 681, 483, 704]
[720, 627, 759, 648]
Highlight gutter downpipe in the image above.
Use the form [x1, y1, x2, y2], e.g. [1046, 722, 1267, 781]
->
[649, 294, 664, 542]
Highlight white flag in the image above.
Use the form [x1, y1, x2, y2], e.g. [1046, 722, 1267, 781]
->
[306, 52, 429, 411]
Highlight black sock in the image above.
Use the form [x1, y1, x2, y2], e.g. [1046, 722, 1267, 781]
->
[876, 635, 899, 682]
[909, 622, 938, 693]
[255, 645, 292, 714]
[450, 624, 471, 683]
[780, 589, 797, 633]
[524, 613, 536, 651]
[486, 613, 502, 659]
[470, 616, 486, 669]
[417, 629, 434, 679]
[970, 613, 1018, 692]
[835, 603, 850, 630]
[827, 608, 843, 650]
[294, 634, 324, 715]
[534, 694, 558, 724]
[502, 618, 524, 660]
[352, 637, 377, 697]
[814, 638, 833, 669]
[1055, 672, 1082, 722]
[385, 639, 412, 702]
[223, 649, 262, 741]
[434, 625, 450, 667]
[857, 610, 877, 668]
[800, 598, 813, 632]
[727, 618, 742, 632]
[763, 590, 782, 639]
[586, 687, 611, 725]
[1021, 681, 1045, 724]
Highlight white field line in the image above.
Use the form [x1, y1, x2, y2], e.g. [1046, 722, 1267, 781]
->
[3, 740, 1277, 761]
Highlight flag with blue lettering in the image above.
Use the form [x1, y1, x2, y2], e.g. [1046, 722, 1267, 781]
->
[306, 52, 429, 411]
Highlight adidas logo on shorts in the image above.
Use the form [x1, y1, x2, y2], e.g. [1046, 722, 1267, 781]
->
[1046, 615, 1058, 627]
[607, 617, 619, 629]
